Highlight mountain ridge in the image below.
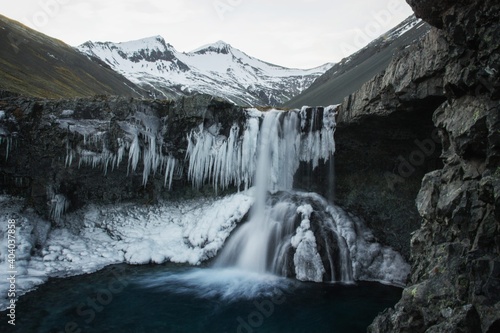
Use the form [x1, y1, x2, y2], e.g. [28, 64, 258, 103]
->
[77, 36, 334, 106]
[284, 15, 430, 108]
[0, 14, 145, 99]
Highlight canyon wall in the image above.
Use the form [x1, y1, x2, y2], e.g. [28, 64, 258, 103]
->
[365, 0, 500, 331]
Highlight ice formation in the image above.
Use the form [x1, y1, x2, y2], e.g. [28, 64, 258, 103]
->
[54, 106, 336, 193]
[0, 110, 17, 160]
[291, 204, 326, 282]
[0, 192, 253, 311]
[215, 191, 409, 285]
[0, 135, 13, 160]
[49, 194, 70, 222]
[186, 106, 337, 192]
[58, 112, 180, 189]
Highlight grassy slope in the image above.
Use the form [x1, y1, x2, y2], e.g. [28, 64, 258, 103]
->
[0, 14, 144, 98]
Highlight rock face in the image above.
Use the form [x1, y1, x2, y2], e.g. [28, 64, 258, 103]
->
[296, 27, 449, 259]
[366, 0, 500, 331]
[0, 93, 245, 219]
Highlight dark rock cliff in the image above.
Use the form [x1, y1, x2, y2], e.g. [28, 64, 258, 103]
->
[365, 0, 500, 331]
[0, 94, 245, 219]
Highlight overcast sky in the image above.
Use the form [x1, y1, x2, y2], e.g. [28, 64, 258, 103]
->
[2, 0, 414, 68]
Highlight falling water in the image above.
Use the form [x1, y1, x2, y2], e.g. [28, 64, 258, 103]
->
[207, 106, 408, 285]
[214, 107, 356, 282]
[327, 152, 335, 203]
[214, 110, 300, 274]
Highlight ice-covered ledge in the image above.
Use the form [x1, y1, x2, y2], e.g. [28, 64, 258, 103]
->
[0, 192, 254, 311]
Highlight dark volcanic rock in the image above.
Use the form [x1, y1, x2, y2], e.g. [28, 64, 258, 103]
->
[0, 94, 244, 219]
[406, 0, 455, 28]
[303, 27, 450, 259]
[368, 0, 500, 332]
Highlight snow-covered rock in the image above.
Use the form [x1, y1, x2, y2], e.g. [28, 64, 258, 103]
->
[77, 36, 334, 106]
[0, 192, 253, 311]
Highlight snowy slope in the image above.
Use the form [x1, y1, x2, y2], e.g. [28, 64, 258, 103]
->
[77, 36, 333, 106]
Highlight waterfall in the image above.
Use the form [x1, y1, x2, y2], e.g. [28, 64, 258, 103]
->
[190, 106, 408, 285]
[215, 192, 355, 283]
[186, 106, 337, 193]
[212, 107, 355, 282]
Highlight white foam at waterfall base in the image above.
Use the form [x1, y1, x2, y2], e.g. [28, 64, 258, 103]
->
[0, 192, 253, 311]
[135, 267, 296, 301]
[214, 190, 409, 286]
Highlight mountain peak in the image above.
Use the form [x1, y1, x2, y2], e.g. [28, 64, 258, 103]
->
[114, 35, 175, 52]
[192, 40, 233, 55]
[78, 35, 332, 106]
[142, 35, 166, 45]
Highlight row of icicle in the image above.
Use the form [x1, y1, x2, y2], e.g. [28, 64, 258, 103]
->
[186, 106, 337, 193]
[58, 106, 337, 192]
[62, 113, 180, 190]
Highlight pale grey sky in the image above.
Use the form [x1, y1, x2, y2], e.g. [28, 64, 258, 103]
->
[2, 0, 414, 68]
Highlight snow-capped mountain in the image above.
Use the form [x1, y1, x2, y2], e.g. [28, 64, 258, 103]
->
[77, 37, 333, 106]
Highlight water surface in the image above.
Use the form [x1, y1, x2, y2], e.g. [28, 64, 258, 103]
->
[0, 264, 401, 333]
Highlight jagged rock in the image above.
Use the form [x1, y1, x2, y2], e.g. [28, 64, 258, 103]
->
[315, 22, 449, 260]
[406, 0, 455, 28]
[337, 28, 448, 125]
[368, 0, 500, 331]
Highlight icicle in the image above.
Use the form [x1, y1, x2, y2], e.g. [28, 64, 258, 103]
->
[116, 143, 125, 168]
[65, 140, 74, 167]
[240, 117, 260, 190]
[49, 193, 70, 222]
[164, 156, 176, 190]
[6, 137, 11, 160]
[185, 105, 338, 193]
[128, 132, 140, 174]
[0, 135, 13, 161]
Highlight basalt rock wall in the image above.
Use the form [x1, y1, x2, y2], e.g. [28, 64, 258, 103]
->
[367, 0, 500, 331]
[297, 27, 450, 259]
[0, 93, 245, 219]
